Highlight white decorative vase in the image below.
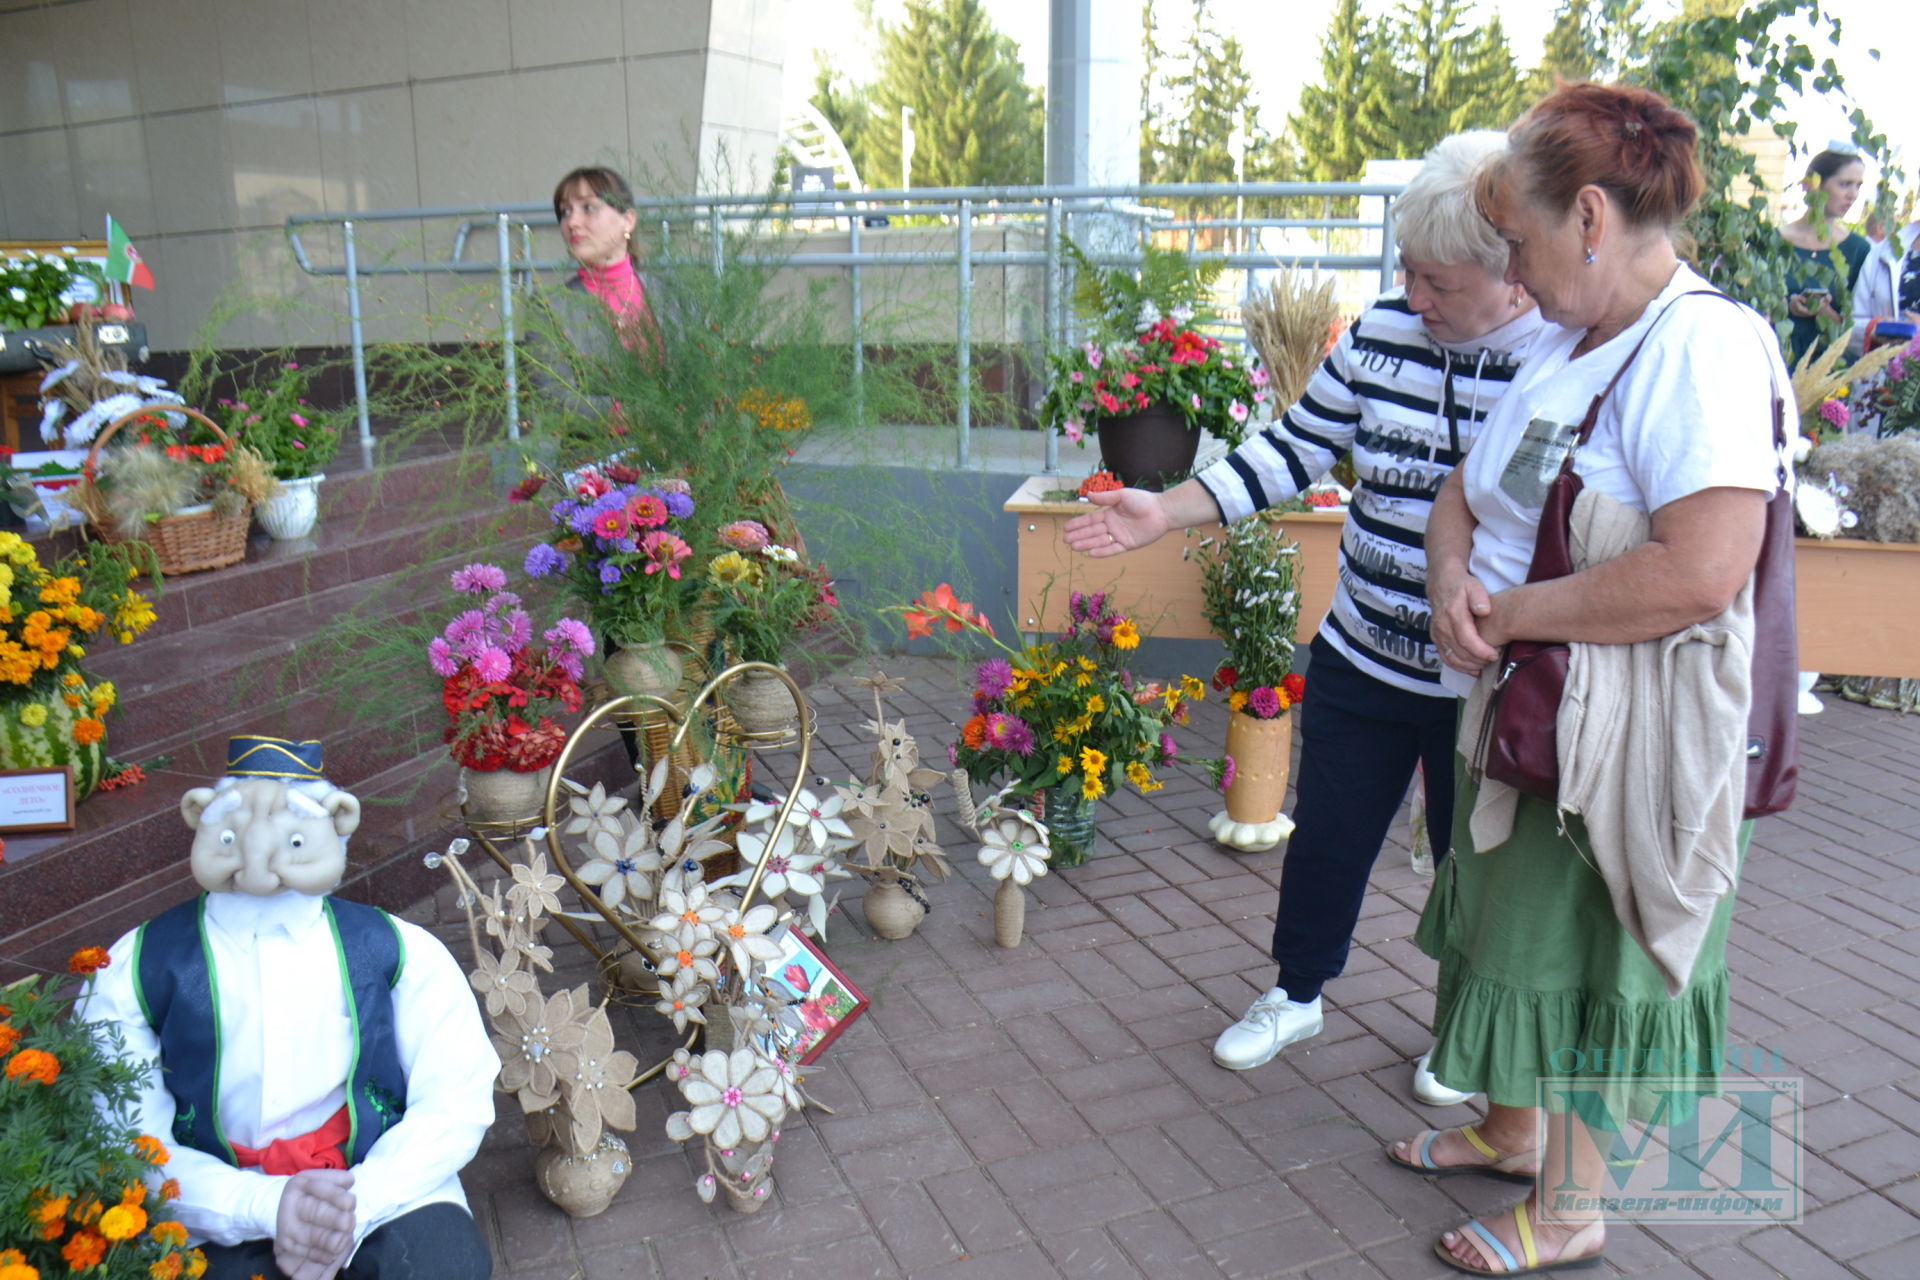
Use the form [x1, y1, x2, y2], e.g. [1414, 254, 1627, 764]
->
[257, 473, 325, 540]
[534, 1132, 631, 1218]
[459, 765, 553, 826]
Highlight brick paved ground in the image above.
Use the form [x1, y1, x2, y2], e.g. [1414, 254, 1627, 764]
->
[400, 658, 1920, 1279]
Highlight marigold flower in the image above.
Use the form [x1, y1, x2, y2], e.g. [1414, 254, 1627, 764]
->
[0, 1258, 35, 1280]
[100, 1204, 147, 1241]
[960, 714, 988, 750]
[32, 1192, 68, 1223]
[68, 946, 110, 975]
[134, 1133, 170, 1164]
[150, 1221, 187, 1247]
[158, 1179, 180, 1202]
[61, 1228, 105, 1269]
[0, 1024, 18, 1055]
[183, 1249, 207, 1278]
[150, 1254, 183, 1279]
[71, 1197, 103, 1224]
[72, 717, 105, 746]
[5, 1047, 60, 1085]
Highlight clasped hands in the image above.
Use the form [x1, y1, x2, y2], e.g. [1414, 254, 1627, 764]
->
[1428, 568, 1504, 676]
[275, 1168, 357, 1280]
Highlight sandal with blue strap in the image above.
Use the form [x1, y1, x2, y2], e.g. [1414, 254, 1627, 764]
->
[1386, 1124, 1540, 1184]
[1436, 1200, 1606, 1276]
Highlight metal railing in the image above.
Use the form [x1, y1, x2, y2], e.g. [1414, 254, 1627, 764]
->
[285, 181, 1409, 470]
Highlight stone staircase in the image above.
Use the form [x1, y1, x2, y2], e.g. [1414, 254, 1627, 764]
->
[0, 447, 625, 980]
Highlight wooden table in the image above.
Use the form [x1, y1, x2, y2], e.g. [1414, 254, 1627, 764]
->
[1006, 477, 1920, 678]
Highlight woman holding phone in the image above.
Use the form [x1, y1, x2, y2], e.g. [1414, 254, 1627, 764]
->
[1780, 149, 1871, 363]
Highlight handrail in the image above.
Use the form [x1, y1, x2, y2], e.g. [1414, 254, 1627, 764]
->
[286, 180, 1407, 469]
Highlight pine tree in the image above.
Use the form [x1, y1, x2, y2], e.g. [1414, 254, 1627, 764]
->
[861, 0, 1043, 189]
[809, 59, 870, 177]
[1140, 0, 1168, 181]
[1529, 0, 1644, 95]
[1289, 0, 1397, 180]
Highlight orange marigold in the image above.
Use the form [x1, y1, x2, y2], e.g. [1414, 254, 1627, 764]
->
[0, 1024, 18, 1055]
[32, 1193, 68, 1224]
[61, 1229, 105, 1269]
[67, 946, 110, 975]
[0, 1248, 27, 1264]
[118, 1183, 143, 1207]
[149, 1255, 183, 1280]
[71, 1197, 102, 1225]
[0, 1260, 36, 1280]
[40, 1217, 63, 1240]
[960, 714, 988, 749]
[71, 718, 105, 746]
[133, 1134, 169, 1165]
[100, 1204, 147, 1241]
[149, 1221, 187, 1248]
[4, 1047, 59, 1085]
[158, 1179, 180, 1202]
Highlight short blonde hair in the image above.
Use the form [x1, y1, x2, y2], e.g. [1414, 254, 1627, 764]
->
[1394, 132, 1511, 277]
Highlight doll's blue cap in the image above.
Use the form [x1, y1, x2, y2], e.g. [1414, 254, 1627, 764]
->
[225, 735, 325, 780]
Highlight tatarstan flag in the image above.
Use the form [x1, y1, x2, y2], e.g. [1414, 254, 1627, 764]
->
[105, 215, 154, 289]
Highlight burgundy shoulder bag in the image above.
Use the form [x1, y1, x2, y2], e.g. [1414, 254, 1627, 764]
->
[1475, 290, 1799, 819]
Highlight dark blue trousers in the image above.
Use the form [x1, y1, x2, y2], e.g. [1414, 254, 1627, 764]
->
[1272, 635, 1459, 1004]
[201, 1202, 491, 1280]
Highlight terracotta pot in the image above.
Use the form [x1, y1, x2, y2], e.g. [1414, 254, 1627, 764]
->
[460, 765, 552, 826]
[1095, 401, 1199, 491]
[725, 667, 798, 736]
[864, 877, 925, 940]
[534, 1132, 631, 1218]
[603, 642, 683, 701]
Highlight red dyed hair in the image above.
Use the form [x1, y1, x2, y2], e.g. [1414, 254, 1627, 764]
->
[1482, 81, 1703, 230]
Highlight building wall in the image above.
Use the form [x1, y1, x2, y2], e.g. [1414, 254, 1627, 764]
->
[0, 0, 787, 351]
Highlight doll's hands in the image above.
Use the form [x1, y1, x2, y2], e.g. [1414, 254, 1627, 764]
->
[275, 1168, 357, 1280]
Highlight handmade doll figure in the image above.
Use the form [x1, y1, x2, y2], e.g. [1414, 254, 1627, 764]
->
[78, 736, 498, 1280]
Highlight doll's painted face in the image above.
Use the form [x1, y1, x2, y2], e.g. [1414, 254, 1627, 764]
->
[183, 778, 361, 897]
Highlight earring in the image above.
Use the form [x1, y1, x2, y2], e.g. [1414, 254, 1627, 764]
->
[1584, 246, 1596, 266]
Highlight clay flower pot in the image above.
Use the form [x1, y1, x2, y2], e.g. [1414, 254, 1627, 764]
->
[603, 641, 683, 701]
[534, 1132, 631, 1218]
[863, 876, 925, 940]
[460, 765, 553, 827]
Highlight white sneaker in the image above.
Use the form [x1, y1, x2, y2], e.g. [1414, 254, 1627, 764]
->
[1211, 988, 1323, 1070]
[1412, 1049, 1475, 1106]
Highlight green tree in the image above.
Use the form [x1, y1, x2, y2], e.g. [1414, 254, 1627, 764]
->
[1528, 0, 1643, 94]
[1290, 0, 1398, 180]
[860, 0, 1043, 189]
[809, 58, 871, 178]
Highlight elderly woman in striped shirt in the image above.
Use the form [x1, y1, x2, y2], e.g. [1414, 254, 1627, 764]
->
[1065, 131, 1545, 1104]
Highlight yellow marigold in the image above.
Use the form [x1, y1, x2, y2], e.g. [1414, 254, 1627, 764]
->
[72, 718, 105, 746]
[19, 702, 46, 727]
[100, 1203, 147, 1241]
[183, 1248, 207, 1278]
[0, 1249, 25, 1264]
[61, 670, 82, 688]
[39, 577, 80, 607]
[1228, 689, 1248, 713]
[5, 1047, 60, 1085]
[118, 1183, 143, 1206]
[71, 1197, 102, 1224]
[0, 1258, 37, 1280]
[65, 644, 84, 660]
[150, 1221, 187, 1247]
[91, 685, 115, 713]
[158, 1180, 180, 1202]
[63, 692, 82, 709]
[1081, 772, 1106, 801]
[1110, 619, 1140, 649]
[1079, 746, 1107, 777]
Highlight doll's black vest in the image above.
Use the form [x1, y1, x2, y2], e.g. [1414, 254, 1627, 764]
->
[131, 894, 409, 1166]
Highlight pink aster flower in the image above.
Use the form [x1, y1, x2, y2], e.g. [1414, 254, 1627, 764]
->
[975, 657, 1014, 699]
[290, 412, 309, 428]
[473, 646, 512, 682]
[450, 563, 507, 595]
[719, 519, 770, 550]
[544, 617, 594, 656]
[983, 713, 1035, 756]
[1247, 685, 1281, 718]
[1818, 398, 1849, 429]
[427, 636, 459, 677]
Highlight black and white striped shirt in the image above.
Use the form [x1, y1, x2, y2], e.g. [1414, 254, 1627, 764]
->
[1197, 292, 1547, 696]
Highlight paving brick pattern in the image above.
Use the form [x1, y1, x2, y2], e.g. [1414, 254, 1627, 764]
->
[396, 659, 1920, 1278]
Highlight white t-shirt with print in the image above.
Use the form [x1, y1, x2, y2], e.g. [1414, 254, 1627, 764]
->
[1443, 265, 1789, 695]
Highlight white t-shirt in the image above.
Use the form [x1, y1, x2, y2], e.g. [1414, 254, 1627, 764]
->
[1445, 265, 1789, 695]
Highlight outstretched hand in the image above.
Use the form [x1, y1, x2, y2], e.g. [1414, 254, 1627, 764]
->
[275, 1168, 357, 1280]
[1062, 488, 1170, 557]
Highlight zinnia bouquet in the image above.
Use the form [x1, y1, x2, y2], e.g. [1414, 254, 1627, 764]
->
[902, 586, 1206, 802]
[1195, 515, 1305, 718]
[704, 520, 838, 665]
[430, 563, 594, 773]
[519, 462, 701, 648]
[1, 951, 210, 1279]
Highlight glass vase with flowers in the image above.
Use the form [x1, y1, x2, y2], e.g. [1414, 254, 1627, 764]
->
[895, 584, 1207, 867]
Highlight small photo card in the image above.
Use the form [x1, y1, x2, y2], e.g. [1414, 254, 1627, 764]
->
[752, 926, 869, 1066]
[0, 767, 76, 832]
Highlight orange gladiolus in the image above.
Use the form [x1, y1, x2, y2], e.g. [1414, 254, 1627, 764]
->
[4, 1047, 59, 1085]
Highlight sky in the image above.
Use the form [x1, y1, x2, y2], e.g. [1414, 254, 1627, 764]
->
[784, 0, 1911, 185]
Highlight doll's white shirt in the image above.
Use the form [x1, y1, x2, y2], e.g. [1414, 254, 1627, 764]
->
[81, 890, 500, 1251]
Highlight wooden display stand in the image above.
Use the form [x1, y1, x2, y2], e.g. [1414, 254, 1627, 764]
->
[1007, 476, 1920, 678]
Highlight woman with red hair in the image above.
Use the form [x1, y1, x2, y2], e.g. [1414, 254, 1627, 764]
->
[1386, 82, 1790, 1275]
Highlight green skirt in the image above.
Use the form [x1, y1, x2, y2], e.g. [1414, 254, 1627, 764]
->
[1416, 764, 1748, 1130]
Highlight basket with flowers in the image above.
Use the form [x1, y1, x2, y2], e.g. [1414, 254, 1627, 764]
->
[0, 532, 157, 799]
[76, 406, 276, 576]
[898, 584, 1206, 867]
[1194, 514, 1306, 849]
[0, 950, 211, 1279]
[702, 520, 839, 737]
[430, 562, 595, 820]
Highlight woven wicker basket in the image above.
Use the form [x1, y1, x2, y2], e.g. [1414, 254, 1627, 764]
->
[82, 406, 252, 576]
